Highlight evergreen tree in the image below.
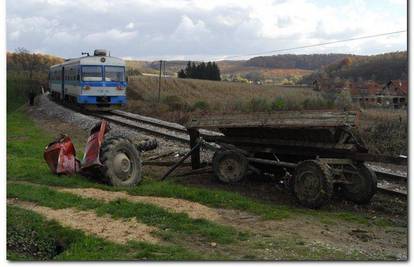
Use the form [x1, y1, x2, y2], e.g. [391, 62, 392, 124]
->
[177, 61, 222, 81]
[177, 69, 186, 78]
[206, 62, 213, 80]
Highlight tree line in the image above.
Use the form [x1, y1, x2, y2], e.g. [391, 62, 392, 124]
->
[177, 61, 221, 81]
[245, 53, 353, 70]
[301, 51, 408, 84]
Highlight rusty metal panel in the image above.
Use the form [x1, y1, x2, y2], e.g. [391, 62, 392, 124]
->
[44, 135, 80, 175]
[81, 120, 110, 170]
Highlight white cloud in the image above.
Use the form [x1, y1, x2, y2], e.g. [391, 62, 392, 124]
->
[84, 29, 137, 44]
[125, 22, 135, 29]
[6, 0, 407, 59]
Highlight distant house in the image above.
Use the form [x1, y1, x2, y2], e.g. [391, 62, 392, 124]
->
[381, 80, 408, 96]
[313, 77, 408, 109]
[378, 80, 408, 109]
[350, 80, 407, 109]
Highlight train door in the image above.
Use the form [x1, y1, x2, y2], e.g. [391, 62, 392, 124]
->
[61, 67, 65, 100]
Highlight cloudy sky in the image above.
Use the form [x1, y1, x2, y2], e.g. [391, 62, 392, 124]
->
[6, 0, 407, 60]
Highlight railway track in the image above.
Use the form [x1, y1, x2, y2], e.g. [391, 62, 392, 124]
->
[90, 109, 409, 198]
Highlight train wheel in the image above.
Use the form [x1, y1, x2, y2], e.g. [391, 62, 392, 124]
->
[213, 150, 248, 183]
[292, 160, 333, 209]
[341, 163, 377, 204]
[100, 136, 142, 186]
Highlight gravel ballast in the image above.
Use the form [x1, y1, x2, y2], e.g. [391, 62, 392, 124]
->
[28, 94, 213, 162]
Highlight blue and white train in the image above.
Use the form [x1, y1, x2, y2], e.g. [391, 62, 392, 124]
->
[49, 49, 127, 110]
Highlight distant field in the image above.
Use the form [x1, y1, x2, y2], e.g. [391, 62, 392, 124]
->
[125, 59, 312, 79]
[217, 61, 312, 78]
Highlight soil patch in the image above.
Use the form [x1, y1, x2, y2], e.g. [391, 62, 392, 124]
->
[7, 198, 159, 245]
[59, 187, 223, 222]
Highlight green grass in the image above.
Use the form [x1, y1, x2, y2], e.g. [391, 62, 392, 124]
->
[8, 182, 243, 244]
[7, 205, 204, 260]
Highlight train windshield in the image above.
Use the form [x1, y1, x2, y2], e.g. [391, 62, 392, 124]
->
[82, 66, 102, 81]
[105, 66, 125, 82]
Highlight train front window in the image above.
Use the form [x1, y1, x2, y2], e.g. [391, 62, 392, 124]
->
[105, 66, 125, 82]
[82, 66, 102, 81]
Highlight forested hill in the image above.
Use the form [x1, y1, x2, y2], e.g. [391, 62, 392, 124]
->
[301, 51, 407, 84]
[245, 54, 352, 70]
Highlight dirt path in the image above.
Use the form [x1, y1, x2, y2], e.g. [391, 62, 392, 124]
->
[59, 187, 223, 222]
[7, 198, 159, 245]
[59, 186, 407, 259]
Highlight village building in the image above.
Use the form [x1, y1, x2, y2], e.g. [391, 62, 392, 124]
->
[349, 80, 407, 109]
[313, 78, 408, 109]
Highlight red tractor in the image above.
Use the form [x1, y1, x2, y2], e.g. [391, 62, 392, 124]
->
[44, 120, 156, 186]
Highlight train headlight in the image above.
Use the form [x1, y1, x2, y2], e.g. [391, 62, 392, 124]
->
[83, 85, 91, 90]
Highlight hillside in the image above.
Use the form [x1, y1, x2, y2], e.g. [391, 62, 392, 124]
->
[125, 54, 356, 82]
[245, 54, 352, 70]
[301, 51, 407, 84]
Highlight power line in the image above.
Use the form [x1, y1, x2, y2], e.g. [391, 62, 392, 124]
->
[222, 30, 406, 60]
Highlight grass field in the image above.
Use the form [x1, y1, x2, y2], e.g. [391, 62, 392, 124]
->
[7, 89, 407, 260]
[125, 75, 331, 123]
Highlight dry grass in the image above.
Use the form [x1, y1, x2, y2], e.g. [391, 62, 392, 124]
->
[125, 76, 329, 123]
[358, 109, 407, 156]
[217, 61, 312, 78]
[127, 75, 321, 107]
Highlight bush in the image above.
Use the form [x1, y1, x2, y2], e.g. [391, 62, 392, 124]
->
[334, 90, 353, 110]
[359, 110, 407, 156]
[162, 95, 190, 112]
[192, 100, 210, 111]
[271, 97, 285, 110]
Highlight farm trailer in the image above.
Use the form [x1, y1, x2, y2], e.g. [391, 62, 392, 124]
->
[185, 111, 405, 208]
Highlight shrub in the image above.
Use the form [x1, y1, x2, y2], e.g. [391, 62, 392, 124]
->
[334, 90, 353, 110]
[192, 100, 210, 111]
[271, 97, 285, 110]
[162, 95, 190, 112]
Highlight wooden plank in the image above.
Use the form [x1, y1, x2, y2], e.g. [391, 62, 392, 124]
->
[204, 136, 357, 151]
[186, 111, 358, 129]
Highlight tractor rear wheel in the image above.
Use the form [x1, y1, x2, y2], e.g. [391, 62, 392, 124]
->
[213, 150, 248, 183]
[292, 160, 333, 209]
[341, 163, 377, 204]
[100, 136, 142, 186]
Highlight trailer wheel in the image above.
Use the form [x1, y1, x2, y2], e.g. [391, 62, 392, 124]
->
[342, 163, 377, 204]
[213, 150, 248, 183]
[100, 136, 142, 186]
[292, 160, 333, 209]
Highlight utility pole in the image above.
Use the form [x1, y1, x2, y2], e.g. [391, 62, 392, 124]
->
[158, 60, 162, 103]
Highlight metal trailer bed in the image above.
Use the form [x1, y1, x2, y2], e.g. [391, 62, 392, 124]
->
[185, 111, 405, 208]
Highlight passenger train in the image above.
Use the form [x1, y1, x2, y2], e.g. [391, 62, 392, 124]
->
[49, 49, 127, 110]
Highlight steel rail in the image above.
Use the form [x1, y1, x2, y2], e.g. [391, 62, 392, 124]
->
[92, 113, 190, 143]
